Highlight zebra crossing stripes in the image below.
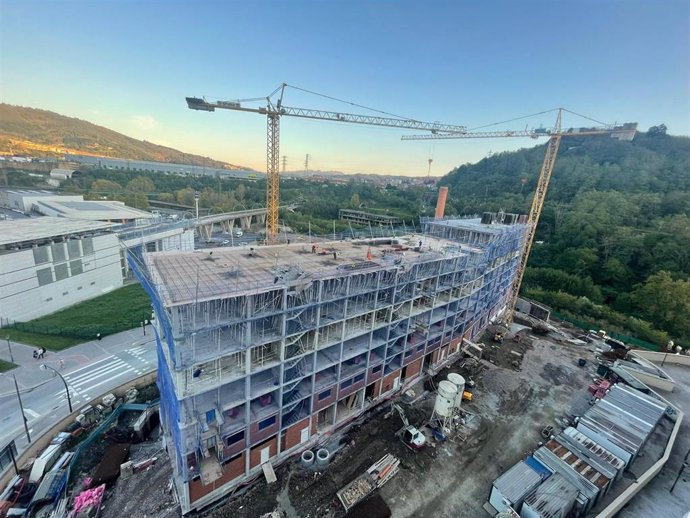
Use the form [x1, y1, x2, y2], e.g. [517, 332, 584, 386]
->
[125, 346, 151, 366]
[64, 356, 135, 398]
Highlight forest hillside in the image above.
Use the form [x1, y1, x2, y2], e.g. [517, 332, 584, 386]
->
[441, 126, 690, 345]
[0, 104, 246, 169]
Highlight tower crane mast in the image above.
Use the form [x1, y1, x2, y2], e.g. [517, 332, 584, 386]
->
[403, 110, 637, 325]
[186, 84, 468, 243]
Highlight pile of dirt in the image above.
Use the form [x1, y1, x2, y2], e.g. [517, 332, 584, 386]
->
[100, 442, 176, 518]
[480, 327, 533, 370]
[204, 466, 288, 518]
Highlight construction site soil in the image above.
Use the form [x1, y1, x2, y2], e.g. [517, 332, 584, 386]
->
[196, 324, 597, 518]
[96, 323, 598, 518]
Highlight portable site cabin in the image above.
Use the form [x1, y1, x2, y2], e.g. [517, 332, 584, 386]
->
[521, 473, 578, 518]
[489, 460, 545, 514]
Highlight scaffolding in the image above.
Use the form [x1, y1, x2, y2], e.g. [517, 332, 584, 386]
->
[130, 218, 524, 512]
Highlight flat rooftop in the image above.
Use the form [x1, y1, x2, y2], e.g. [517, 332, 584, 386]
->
[146, 233, 481, 307]
[0, 217, 113, 247]
[35, 199, 154, 221]
[429, 217, 521, 234]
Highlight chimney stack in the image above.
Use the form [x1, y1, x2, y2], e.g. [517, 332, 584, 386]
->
[435, 186, 448, 220]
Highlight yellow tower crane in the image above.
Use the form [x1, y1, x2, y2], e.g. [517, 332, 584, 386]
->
[186, 83, 468, 243]
[402, 109, 637, 325]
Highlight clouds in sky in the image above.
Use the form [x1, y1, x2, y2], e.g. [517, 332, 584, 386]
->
[130, 115, 158, 131]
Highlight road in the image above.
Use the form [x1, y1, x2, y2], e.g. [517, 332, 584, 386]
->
[0, 328, 157, 459]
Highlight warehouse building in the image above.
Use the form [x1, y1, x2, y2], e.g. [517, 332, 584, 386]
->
[130, 215, 525, 513]
[0, 218, 122, 323]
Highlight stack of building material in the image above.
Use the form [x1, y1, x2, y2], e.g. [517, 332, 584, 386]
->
[368, 453, 400, 488]
[337, 454, 400, 511]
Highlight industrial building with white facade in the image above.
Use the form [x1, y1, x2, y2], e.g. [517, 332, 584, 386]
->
[0, 218, 122, 323]
[0, 189, 195, 324]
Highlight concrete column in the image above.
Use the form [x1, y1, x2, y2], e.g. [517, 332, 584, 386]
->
[240, 216, 252, 231]
[258, 214, 266, 225]
[200, 224, 213, 241]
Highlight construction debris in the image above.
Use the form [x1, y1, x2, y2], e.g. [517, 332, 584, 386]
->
[337, 454, 400, 511]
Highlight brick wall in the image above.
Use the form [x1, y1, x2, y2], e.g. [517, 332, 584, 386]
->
[403, 358, 423, 380]
[313, 386, 337, 412]
[283, 417, 310, 451]
[381, 370, 401, 394]
[367, 364, 384, 384]
[249, 412, 279, 444]
[188, 452, 245, 503]
[338, 378, 365, 399]
[249, 436, 278, 469]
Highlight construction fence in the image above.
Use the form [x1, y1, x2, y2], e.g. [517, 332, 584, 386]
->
[551, 311, 660, 351]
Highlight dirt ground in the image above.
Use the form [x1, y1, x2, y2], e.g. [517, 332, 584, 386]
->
[100, 429, 179, 518]
[202, 322, 598, 518]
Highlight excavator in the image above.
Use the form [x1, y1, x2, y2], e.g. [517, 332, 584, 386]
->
[391, 404, 426, 450]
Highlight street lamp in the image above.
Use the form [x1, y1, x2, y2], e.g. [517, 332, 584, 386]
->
[5, 336, 12, 363]
[41, 364, 72, 413]
[5, 373, 31, 444]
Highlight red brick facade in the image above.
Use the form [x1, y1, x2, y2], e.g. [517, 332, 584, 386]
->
[380, 370, 401, 394]
[188, 452, 245, 503]
[249, 436, 278, 469]
[283, 417, 310, 451]
[403, 358, 423, 380]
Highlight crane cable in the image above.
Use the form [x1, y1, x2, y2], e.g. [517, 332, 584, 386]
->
[283, 83, 417, 121]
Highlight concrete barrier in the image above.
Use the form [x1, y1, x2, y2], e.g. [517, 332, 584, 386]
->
[0, 370, 157, 491]
[633, 350, 690, 367]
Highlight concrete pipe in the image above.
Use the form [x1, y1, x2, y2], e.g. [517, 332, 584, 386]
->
[316, 448, 330, 466]
[301, 450, 315, 468]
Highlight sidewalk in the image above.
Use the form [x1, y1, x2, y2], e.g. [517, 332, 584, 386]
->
[0, 327, 154, 397]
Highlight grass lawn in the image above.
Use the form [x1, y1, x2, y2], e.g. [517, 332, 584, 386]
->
[4, 329, 83, 350]
[0, 359, 18, 373]
[8, 283, 152, 350]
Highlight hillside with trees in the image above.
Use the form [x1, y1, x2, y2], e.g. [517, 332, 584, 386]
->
[7, 120, 688, 346]
[0, 104, 246, 169]
[440, 126, 690, 345]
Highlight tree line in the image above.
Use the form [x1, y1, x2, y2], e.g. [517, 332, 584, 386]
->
[441, 128, 690, 346]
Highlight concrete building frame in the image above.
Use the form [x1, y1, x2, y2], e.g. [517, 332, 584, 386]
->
[130, 216, 524, 513]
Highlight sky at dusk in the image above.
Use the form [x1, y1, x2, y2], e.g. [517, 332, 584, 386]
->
[1, 0, 689, 176]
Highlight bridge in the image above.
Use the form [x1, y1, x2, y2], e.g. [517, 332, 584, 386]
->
[194, 205, 296, 240]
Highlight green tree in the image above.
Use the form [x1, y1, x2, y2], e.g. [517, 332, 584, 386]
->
[90, 179, 122, 195]
[631, 271, 690, 341]
[158, 192, 175, 203]
[350, 193, 360, 208]
[647, 124, 667, 137]
[126, 176, 155, 193]
[176, 187, 195, 206]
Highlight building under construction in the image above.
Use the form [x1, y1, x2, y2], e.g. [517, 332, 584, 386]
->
[130, 214, 525, 513]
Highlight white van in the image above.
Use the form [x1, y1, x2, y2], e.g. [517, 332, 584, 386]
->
[234, 229, 243, 238]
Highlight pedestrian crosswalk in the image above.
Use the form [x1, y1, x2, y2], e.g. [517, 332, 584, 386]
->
[62, 348, 154, 402]
[125, 346, 151, 366]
